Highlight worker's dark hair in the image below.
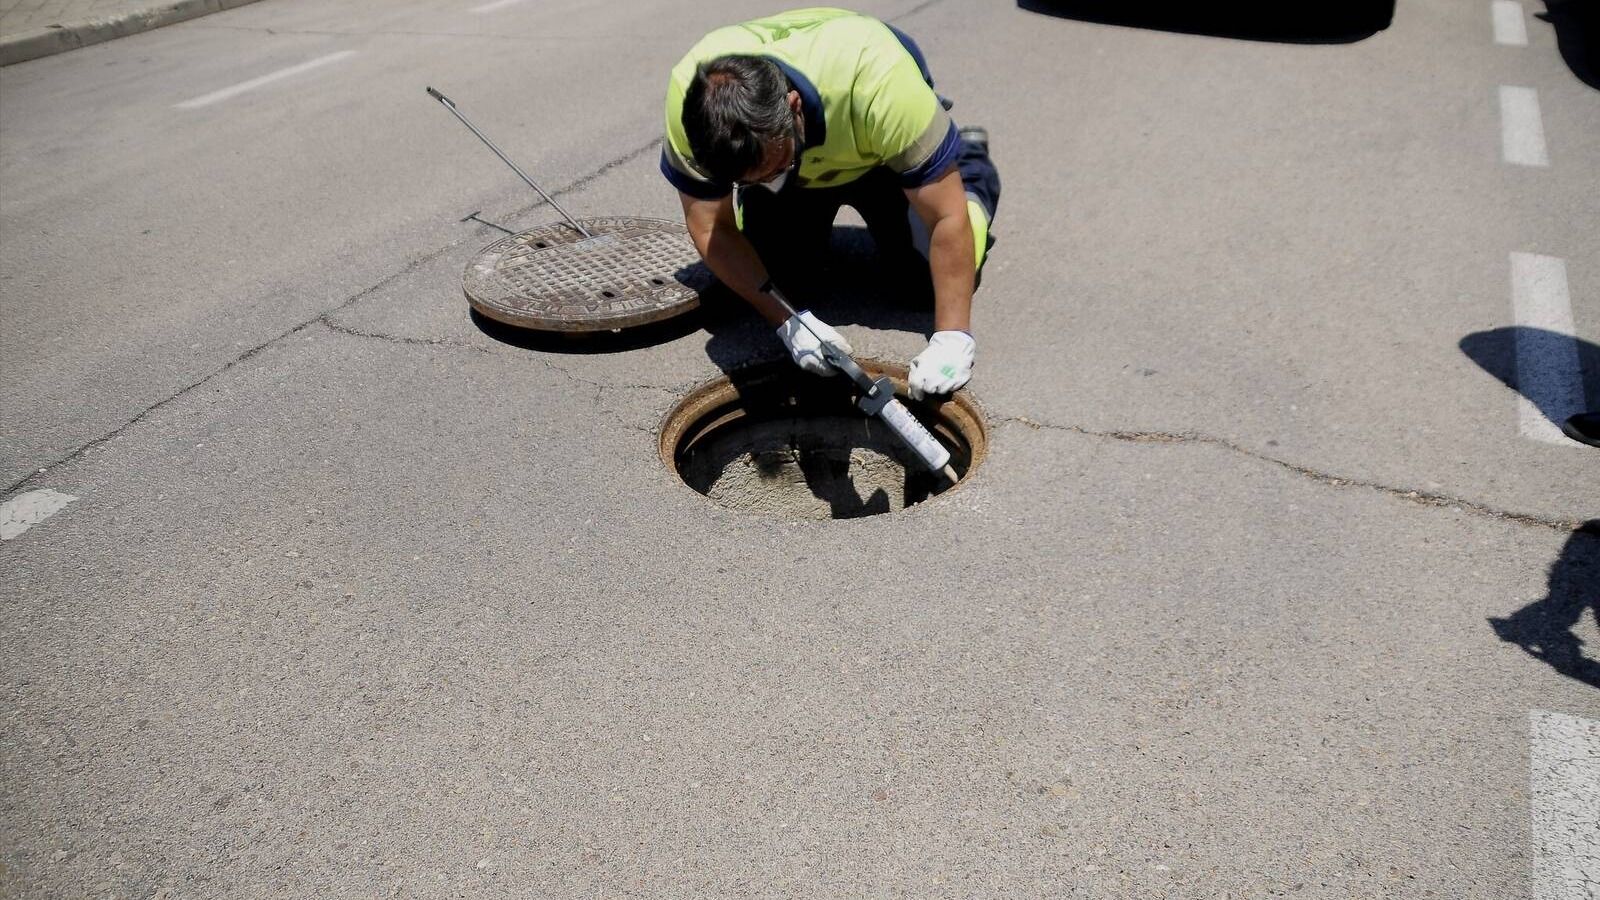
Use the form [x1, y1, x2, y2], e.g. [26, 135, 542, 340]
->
[682, 55, 791, 182]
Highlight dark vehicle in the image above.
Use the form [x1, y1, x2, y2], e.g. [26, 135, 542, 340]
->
[1016, 0, 1397, 44]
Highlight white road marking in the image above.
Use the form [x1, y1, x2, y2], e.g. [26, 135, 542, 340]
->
[1493, 0, 1529, 46]
[1530, 711, 1600, 900]
[175, 50, 357, 110]
[1510, 253, 1586, 445]
[0, 489, 78, 540]
[470, 0, 533, 12]
[1501, 86, 1551, 166]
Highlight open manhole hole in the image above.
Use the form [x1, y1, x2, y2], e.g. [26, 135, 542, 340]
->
[660, 361, 987, 520]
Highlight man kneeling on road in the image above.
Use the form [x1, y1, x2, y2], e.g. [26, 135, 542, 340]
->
[662, 8, 1000, 398]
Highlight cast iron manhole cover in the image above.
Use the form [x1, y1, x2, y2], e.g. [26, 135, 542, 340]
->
[463, 216, 711, 332]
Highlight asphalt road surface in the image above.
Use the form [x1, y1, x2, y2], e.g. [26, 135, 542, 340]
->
[2, 0, 1597, 897]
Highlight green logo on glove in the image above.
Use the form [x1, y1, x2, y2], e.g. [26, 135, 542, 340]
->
[940, 365, 958, 378]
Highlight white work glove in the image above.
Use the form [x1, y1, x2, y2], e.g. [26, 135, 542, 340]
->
[908, 330, 976, 399]
[776, 310, 853, 377]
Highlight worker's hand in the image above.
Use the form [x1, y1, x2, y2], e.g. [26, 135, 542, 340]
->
[777, 311, 853, 376]
[908, 331, 975, 399]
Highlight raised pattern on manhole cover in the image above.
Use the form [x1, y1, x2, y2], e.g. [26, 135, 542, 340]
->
[463, 216, 711, 332]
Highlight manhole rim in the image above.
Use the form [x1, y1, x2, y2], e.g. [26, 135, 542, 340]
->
[658, 359, 990, 509]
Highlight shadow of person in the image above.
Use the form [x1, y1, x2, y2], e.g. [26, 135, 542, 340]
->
[1459, 327, 1600, 433]
[469, 225, 938, 370]
[1489, 521, 1600, 689]
[700, 224, 938, 376]
[471, 306, 708, 355]
[1015, 0, 1394, 44]
[795, 450, 893, 519]
[1538, 0, 1600, 91]
[676, 360, 956, 519]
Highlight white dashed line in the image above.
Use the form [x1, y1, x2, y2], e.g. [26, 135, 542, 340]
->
[1500, 86, 1551, 166]
[175, 50, 357, 110]
[1510, 252, 1586, 445]
[470, 0, 533, 12]
[1493, 0, 1529, 46]
[1530, 711, 1600, 900]
[0, 489, 78, 540]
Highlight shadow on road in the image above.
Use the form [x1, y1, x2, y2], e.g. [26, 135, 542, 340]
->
[470, 306, 708, 355]
[470, 226, 937, 369]
[1458, 327, 1599, 433]
[1489, 521, 1600, 690]
[1016, 0, 1395, 44]
[701, 225, 938, 375]
[1538, 0, 1600, 91]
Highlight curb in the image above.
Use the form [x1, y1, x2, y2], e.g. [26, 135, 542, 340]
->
[0, 0, 265, 66]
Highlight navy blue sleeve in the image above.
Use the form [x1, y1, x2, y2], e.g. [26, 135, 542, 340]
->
[895, 122, 961, 189]
[660, 148, 731, 200]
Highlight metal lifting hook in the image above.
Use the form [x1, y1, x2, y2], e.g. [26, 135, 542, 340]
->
[426, 86, 593, 240]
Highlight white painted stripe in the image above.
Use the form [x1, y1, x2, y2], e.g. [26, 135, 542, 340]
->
[1510, 253, 1586, 445]
[175, 50, 357, 110]
[0, 489, 78, 540]
[1530, 711, 1600, 900]
[471, 0, 532, 12]
[1501, 86, 1550, 166]
[1493, 0, 1529, 46]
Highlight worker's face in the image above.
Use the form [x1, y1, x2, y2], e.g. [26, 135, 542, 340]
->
[738, 91, 804, 191]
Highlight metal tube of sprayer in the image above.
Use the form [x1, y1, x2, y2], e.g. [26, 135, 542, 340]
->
[759, 281, 954, 477]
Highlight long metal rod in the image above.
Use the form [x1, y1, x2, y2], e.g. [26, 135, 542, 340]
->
[426, 86, 592, 239]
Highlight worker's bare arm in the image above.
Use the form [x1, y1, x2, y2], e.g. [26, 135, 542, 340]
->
[904, 167, 975, 334]
[679, 192, 790, 325]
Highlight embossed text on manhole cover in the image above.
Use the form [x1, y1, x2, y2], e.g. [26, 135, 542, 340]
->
[463, 216, 712, 332]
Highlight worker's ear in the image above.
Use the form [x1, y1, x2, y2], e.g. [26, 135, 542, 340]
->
[786, 90, 802, 113]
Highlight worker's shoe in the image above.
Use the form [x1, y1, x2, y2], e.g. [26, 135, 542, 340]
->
[958, 126, 989, 153]
[1561, 412, 1600, 448]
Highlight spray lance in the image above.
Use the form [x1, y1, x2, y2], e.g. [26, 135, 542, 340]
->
[760, 280, 959, 483]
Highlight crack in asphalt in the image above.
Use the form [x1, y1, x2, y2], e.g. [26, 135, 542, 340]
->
[311, 318, 681, 399]
[0, 316, 321, 499]
[4, 33, 1577, 537]
[1, 137, 664, 499]
[998, 415, 1585, 533]
[317, 319, 494, 354]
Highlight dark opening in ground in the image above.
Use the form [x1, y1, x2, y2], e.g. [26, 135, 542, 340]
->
[660, 362, 988, 520]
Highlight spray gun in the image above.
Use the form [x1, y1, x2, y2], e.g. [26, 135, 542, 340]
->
[760, 280, 959, 483]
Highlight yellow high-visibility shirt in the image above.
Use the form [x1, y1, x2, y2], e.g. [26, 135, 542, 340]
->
[662, 8, 958, 199]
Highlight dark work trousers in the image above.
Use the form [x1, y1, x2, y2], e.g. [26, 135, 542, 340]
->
[738, 24, 1000, 299]
[738, 138, 1001, 298]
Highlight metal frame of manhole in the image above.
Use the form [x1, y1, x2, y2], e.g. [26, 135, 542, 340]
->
[463, 216, 712, 332]
[658, 359, 990, 499]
